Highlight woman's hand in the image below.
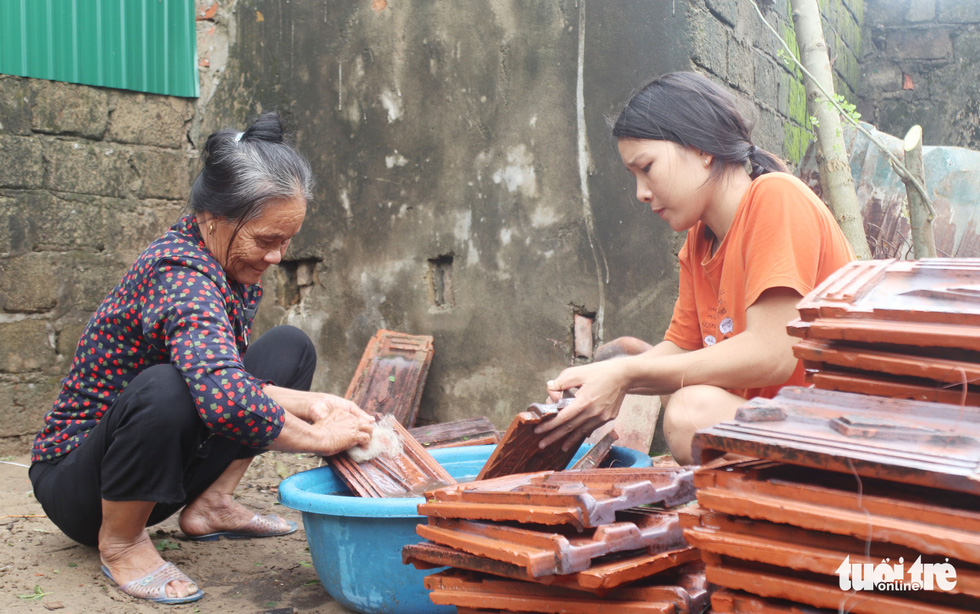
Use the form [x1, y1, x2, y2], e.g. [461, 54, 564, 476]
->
[263, 385, 373, 425]
[310, 400, 375, 456]
[265, 388, 375, 456]
[305, 392, 373, 425]
[534, 340, 686, 451]
[535, 359, 632, 451]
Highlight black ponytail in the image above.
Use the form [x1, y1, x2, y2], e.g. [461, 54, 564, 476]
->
[237, 112, 288, 145]
[613, 72, 787, 179]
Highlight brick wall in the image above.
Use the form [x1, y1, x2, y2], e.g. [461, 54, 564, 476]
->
[0, 78, 195, 452]
[0, 0, 233, 455]
[689, 0, 864, 164]
[859, 0, 980, 148]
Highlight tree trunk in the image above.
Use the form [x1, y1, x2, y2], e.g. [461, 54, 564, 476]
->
[790, 0, 872, 259]
[902, 125, 937, 259]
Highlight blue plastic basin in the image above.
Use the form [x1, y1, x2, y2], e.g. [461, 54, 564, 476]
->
[278, 444, 651, 614]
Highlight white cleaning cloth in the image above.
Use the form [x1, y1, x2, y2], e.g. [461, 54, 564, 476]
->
[347, 414, 404, 463]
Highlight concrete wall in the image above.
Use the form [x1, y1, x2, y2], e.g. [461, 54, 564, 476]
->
[859, 0, 980, 149]
[0, 0, 865, 453]
[208, 1, 692, 430]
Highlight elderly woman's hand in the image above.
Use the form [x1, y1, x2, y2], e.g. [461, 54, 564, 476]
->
[310, 400, 375, 456]
[262, 386, 375, 455]
[306, 393, 372, 424]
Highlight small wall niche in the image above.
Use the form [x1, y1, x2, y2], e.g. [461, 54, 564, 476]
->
[276, 258, 320, 307]
[426, 253, 455, 309]
[572, 310, 596, 361]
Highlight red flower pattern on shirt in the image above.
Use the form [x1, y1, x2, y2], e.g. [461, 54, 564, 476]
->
[31, 215, 285, 462]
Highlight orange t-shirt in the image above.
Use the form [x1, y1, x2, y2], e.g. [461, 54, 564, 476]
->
[663, 172, 855, 400]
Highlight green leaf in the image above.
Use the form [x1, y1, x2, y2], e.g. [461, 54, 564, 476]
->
[16, 585, 50, 600]
[155, 539, 181, 551]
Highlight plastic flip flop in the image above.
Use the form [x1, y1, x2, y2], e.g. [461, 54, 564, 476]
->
[101, 562, 204, 605]
[185, 513, 297, 541]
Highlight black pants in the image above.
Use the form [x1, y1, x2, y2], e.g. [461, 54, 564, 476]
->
[29, 325, 316, 547]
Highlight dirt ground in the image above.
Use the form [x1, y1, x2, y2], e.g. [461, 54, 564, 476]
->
[1, 451, 358, 614]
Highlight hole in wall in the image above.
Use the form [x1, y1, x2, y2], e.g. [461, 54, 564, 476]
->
[276, 258, 320, 307]
[572, 308, 596, 363]
[426, 253, 455, 309]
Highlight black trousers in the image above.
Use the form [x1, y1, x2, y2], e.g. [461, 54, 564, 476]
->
[29, 325, 316, 547]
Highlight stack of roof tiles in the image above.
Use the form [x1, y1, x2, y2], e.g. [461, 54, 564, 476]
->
[789, 258, 980, 404]
[685, 258, 980, 613]
[402, 399, 708, 613]
[405, 466, 708, 613]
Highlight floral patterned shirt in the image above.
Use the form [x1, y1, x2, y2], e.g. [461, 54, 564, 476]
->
[31, 214, 286, 462]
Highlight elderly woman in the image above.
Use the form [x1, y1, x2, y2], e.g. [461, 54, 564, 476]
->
[29, 113, 374, 604]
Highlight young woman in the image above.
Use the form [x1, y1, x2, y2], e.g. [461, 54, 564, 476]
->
[537, 72, 855, 464]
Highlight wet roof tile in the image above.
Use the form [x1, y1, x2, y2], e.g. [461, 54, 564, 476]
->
[807, 369, 980, 405]
[705, 558, 975, 613]
[403, 540, 701, 594]
[790, 259, 980, 352]
[793, 338, 980, 385]
[685, 509, 980, 599]
[329, 417, 455, 498]
[796, 258, 980, 326]
[423, 566, 708, 614]
[788, 316, 980, 351]
[710, 589, 840, 613]
[477, 399, 588, 481]
[692, 459, 980, 566]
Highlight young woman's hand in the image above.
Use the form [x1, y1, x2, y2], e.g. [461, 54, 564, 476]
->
[535, 359, 632, 451]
